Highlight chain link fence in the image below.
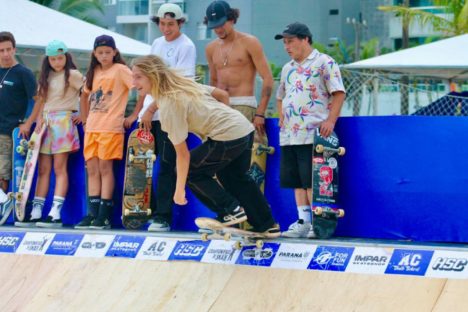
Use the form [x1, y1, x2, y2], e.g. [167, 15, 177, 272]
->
[341, 69, 468, 116]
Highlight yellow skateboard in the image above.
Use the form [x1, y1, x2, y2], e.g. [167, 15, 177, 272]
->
[195, 217, 266, 250]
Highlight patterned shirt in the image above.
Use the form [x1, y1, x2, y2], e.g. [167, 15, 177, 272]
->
[276, 49, 345, 146]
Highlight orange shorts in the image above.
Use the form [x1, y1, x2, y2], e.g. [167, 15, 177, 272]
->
[84, 132, 124, 161]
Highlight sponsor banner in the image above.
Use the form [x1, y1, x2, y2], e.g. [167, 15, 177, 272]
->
[346, 247, 393, 275]
[0, 231, 25, 253]
[235, 242, 280, 267]
[271, 243, 316, 270]
[385, 249, 434, 276]
[201, 240, 241, 265]
[45, 233, 83, 256]
[426, 250, 468, 279]
[308, 246, 354, 272]
[168, 240, 209, 262]
[74, 234, 114, 258]
[136, 237, 177, 261]
[16, 232, 55, 255]
[106, 235, 145, 258]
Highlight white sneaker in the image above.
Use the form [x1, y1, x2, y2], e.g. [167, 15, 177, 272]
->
[281, 220, 311, 238]
[307, 226, 317, 239]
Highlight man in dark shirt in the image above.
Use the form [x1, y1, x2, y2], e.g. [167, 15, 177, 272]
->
[0, 31, 37, 198]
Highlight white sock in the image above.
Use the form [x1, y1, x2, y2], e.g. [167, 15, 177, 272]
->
[0, 189, 8, 204]
[49, 196, 65, 220]
[31, 197, 46, 220]
[298, 205, 312, 223]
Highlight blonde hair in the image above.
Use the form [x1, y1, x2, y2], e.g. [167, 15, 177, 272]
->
[132, 55, 203, 103]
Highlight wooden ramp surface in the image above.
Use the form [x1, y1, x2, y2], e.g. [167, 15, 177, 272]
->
[0, 254, 467, 312]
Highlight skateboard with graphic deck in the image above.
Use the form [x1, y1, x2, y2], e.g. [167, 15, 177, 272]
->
[0, 192, 14, 225]
[311, 128, 345, 239]
[248, 132, 275, 193]
[0, 127, 28, 225]
[241, 132, 275, 231]
[14, 126, 46, 222]
[195, 217, 267, 250]
[122, 128, 156, 229]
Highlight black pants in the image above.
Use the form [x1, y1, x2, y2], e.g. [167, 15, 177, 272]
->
[150, 121, 177, 223]
[187, 132, 276, 232]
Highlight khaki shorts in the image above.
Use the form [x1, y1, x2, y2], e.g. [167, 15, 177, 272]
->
[84, 132, 124, 161]
[0, 134, 12, 180]
[231, 105, 256, 122]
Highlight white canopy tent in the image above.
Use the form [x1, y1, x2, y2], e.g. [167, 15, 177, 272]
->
[344, 34, 468, 80]
[0, 0, 151, 70]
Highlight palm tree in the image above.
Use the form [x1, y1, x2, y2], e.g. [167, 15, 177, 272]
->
[379, 0, 413, 114]
[30, 0, 104, 26]
[379, 0, 468, 42]
[379, 0, 468, 115]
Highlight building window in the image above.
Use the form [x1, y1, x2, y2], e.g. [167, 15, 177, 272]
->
[329, 9, 339, 15]
[151, 0, 186, 15]
[393, 0, 432, 7]
[118, 0, 149, 15]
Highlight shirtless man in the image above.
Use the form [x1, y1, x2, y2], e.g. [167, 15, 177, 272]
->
[204, 0, 273, 135]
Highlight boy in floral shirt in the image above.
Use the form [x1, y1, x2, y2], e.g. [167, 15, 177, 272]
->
[275, 22, 346, 238]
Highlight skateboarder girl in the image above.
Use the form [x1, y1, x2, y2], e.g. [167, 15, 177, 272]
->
[18, 40, 82, 227]
[75, 35, 133, 230]
[274, 23, 345, 238]
[0, 32, 37, 215]
[132, 55, 280, 237]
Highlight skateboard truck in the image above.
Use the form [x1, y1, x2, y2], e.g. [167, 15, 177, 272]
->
[313, 206, 345, 218]
[315, 144, 346, 156]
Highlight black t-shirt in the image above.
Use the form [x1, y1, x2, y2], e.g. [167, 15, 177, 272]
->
[0, 64, 36, 135]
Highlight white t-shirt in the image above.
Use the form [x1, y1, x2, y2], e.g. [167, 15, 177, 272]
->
[138, 33, 196, 121]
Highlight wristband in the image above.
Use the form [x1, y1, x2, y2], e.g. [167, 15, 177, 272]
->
[255, 114, 265, 118]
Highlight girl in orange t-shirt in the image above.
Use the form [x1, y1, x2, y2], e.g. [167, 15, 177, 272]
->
[76, 35, 133, 230]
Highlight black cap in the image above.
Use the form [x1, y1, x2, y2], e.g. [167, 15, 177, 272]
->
[94, 34, 116, 50]
[205, 0, 230, 29]
[274, 22, 312, 40]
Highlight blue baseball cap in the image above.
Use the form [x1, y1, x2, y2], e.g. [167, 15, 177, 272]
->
[205, 0, 230, 29]
[94, 35, 116, 50]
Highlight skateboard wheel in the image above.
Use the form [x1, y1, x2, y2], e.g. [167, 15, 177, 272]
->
[315, 144, 324, 153]
[256, 240, 264, 249]
[201, 233, 209, 241]
[233, 241, 242, 250]
[16, 193, 22, 201]
[28, 141, 35, 149]
[338, 209, 345, 217]
[151, 155, 156, 162]
[124, 209, 130, 216]
[223, 233, 231, 241]
[129, 154, 135, 163]
[146, 209, 151, 216]
[338, 147, 346, 156]
[314, 207, 323, 215]
[16, 146, 25, 154]
[267, 146, 275, 154]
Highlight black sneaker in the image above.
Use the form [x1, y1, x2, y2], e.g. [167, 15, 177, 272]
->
[36, 216, 63, 228]
[148, 217, 170, 232]
[74, 215, 95, 229]
[221, 207, 247, 226]
[89, 217, 111, 230]
[261, 223, 281, 238]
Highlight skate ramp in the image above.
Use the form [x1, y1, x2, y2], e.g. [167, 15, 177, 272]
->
[0, 254, 467, 312]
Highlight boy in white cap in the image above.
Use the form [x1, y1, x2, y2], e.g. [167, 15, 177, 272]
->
[126, 3, 196, 232]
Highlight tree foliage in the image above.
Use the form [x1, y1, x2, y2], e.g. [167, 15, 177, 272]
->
[30, 0, 105, 26]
